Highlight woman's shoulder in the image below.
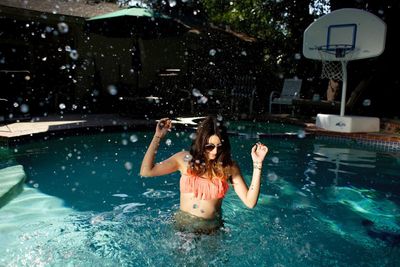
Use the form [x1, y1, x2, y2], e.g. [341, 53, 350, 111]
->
[172, 150, 191, 162]
[174, 150, 190, 157]
[172, 151, 190, 174]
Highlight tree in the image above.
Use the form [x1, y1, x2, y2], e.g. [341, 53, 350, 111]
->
[200, 1, 320, 77]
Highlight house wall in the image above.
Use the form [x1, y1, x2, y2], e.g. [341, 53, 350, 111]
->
[1, 5, 189, 114]
[0, 5, 85, 115]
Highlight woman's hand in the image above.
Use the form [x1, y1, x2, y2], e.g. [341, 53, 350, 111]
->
[251, 142, 268, 164]
[155, 118, 172, 139]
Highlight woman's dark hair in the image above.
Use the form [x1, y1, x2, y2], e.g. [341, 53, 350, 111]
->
[188, 116, 232, 179]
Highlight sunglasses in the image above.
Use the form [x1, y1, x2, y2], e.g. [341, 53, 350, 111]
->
[204, 143, 223, 151]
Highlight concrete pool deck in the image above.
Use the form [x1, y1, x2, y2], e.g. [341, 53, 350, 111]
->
[0, 114, 152, 139]
[1, 113, 400, 144]
[0, 114, 207, 140]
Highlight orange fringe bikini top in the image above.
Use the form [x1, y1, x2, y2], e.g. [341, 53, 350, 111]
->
[180, 173, 229, 200]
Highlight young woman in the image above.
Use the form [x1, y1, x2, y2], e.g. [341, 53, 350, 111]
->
[140, 116, 268, 233]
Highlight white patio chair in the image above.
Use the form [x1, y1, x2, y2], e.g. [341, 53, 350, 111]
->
[269, 78, 302, 114]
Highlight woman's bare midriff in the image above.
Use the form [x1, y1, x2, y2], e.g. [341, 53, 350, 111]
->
[180, 192, 223, 219]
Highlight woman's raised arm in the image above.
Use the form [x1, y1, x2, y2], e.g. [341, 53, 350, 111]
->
[231, 143, 268, 208]
[140, 118, 180, 177]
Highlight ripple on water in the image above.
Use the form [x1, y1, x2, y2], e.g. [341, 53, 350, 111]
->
[142, 189, 177, 199]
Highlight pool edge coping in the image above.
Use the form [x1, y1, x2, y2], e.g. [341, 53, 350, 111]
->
[1, 113, 399, 151]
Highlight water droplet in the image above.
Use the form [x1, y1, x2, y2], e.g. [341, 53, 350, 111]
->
[189, 133, 196, 140]
[297, 130, 306, 138]
[107, 85, 118, 95]
[192, 88, 202, 97]
[197, 96, 208, 104]
[59, 103, 66, 110]
[130, 135, 138, 143]
[267, 172, 278, 182]
[165, 139, 172, 146]
[271, 157, 279, 164]
[362, 99, 371, 106]
[168, 0, 177, 7]
[294, 53, 301, 60]
[209, 49, 217, 56]
[69, 50, 79, 60]
[20, 104, 29, 113]
[184, 154, 193, 162]
[124, 161, 133, 171]
[57, 22, 69, 33]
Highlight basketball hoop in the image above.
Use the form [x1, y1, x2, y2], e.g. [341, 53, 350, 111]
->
[317, 45, 355, 81]
[302, 8, 386, 122]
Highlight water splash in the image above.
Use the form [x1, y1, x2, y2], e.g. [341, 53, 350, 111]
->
[57, 22, 69, 34]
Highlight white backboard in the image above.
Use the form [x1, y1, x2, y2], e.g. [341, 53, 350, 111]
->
[303, 8, 386, 61]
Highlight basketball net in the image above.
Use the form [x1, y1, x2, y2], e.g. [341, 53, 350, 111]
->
[316, 45, 357, 116]
[317, 46, 355, 81]
[320, 60, 344, 80]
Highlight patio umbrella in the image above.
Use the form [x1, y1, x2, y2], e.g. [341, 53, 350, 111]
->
[85, 7, 187, 39]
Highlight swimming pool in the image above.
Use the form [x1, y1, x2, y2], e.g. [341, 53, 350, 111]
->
[1, 127, 400, 266]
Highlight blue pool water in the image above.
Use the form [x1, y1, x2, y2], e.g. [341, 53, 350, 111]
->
[1, 126, 400, 266]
